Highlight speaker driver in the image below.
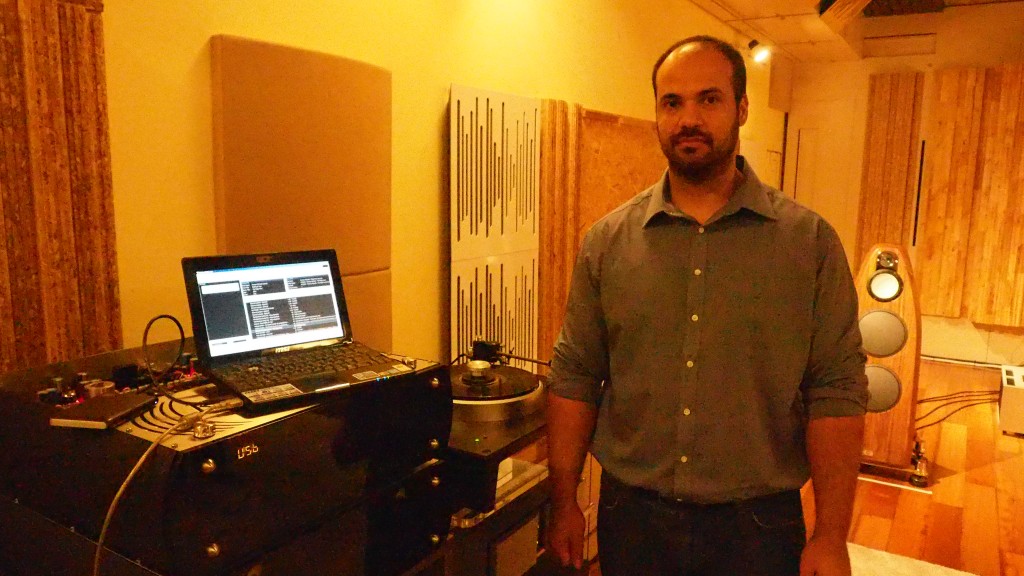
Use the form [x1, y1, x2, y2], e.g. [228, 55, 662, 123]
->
[865, 364, 902, 413]
[859, 310, 908, 358]
[868, 269, 903, 302]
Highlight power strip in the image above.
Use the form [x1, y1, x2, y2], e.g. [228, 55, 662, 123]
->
[1000, 365, 1024, 436]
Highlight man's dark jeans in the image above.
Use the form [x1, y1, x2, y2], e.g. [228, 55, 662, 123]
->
[597, 473, 806, 576]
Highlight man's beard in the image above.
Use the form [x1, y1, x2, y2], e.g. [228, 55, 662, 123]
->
[661, 119, 740, 184]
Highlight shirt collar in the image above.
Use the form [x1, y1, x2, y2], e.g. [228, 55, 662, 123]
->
[643, 156, 778, 226]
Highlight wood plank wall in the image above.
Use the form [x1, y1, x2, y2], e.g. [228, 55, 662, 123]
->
[911, 63, 1024, 328]
[855, 72, 924, 263]
[963, 63, 1024, 327]
[0, 0, 121, 373]
[915, 67, 987, 320]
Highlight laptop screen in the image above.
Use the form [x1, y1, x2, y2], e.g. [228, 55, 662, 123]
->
[183, 250, 353, 363]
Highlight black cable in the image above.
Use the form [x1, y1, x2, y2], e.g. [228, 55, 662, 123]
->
[916, 396, 998, 422]
[141, 314, 208, 407]
[917, 390, 999, 404]
[141, 314, 184, 383]
[915, 400, 998, 431]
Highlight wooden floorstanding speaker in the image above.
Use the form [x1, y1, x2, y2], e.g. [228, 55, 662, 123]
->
[855, 243, 921, 471]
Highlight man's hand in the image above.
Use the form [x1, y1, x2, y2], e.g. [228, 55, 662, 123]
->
[547, 500, 587, 569]
[800, 534, 852, 575]
[804, 415, 863, 576]
[545, 393, 598, 569]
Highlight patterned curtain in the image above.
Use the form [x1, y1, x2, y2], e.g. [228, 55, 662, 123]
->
[0, 0, 121, 373]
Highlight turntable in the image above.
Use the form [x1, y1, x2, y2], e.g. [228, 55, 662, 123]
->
[444, 341, 548, 516]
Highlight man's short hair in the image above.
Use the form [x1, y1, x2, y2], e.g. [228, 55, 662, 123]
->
[651, 36, 747, 104]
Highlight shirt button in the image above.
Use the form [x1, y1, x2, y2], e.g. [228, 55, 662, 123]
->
[683, 408, 691, 416]
[698, 227, 705, 234]
[686, 360, 694, 368]
[680, 455, 689, 463]
[694, 269, 702, 276]
[690, 314, 698, 322]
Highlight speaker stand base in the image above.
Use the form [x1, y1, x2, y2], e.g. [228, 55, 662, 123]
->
[859, 461, 929, 488]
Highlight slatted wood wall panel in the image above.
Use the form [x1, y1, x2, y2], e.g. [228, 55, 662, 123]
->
[855, 72, 924, 262]
[538, 100, 580, 363]
[963, 63, 1024, 327]
[0, 0, 120, 373]
[915, 67, 986, 319]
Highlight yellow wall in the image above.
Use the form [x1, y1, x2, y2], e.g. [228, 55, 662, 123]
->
[104, 0, 785, 360]
[785, 2, 1024, 364]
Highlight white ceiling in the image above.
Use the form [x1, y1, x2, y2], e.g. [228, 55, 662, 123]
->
[687, 0, 1021, 62]
[688, 0, 860, 61]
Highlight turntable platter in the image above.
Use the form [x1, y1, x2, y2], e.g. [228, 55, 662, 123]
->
[450, 364, 540, 401]
[449, 363, 545, 423]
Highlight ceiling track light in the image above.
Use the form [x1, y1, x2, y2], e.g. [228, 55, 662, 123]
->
[747, 39, 772, 63]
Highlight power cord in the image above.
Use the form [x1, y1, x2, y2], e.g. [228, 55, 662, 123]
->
[915, 399, 998, 431]
[916, 393, 998, 423]
[92, 397, 243, 576]
[918, 390, 999, 404]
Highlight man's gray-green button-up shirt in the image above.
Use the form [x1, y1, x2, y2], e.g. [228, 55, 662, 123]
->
[547, 157, 869, 504]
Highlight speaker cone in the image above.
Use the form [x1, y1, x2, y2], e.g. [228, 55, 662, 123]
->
[865, 364, 902, 413]
[859, 310, 908, 358]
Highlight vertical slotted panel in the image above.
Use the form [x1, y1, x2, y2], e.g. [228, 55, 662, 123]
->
[916, 67, 986, 318]
[855, 72, 924, 261]
[964, 63, 1024, 327]
[450, 85, 540, 368]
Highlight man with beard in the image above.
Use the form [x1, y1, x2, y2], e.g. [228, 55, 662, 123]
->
[545, 36, 868, 576]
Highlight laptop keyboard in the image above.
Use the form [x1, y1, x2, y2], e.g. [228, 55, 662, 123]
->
[213, 343, 393, 393]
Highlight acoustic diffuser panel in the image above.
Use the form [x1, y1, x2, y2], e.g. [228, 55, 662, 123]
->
[449, 85, 540, 368]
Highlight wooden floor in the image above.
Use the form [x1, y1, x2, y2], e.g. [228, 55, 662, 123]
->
[584, 360, 1024, 576]
[841, 360, 1023, 575]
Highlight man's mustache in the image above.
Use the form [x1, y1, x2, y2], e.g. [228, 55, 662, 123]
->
[671, 128, 712, 146]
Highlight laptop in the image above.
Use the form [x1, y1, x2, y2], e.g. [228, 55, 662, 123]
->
[182, 249, 413, 407]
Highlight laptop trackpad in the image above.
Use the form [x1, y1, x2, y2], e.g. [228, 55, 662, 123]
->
[298, 372, 348, 391]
